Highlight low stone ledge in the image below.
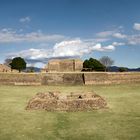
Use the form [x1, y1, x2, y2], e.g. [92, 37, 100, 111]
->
[14, 82, 41, 86]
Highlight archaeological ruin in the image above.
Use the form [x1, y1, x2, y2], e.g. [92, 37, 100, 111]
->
[26, 91, 107, 111]
[0, 64, 11, 72]
[47, 59, 83, 72]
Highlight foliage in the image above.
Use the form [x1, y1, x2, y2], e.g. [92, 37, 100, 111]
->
[26, 67, 35, 73]
[29, 67, 35, 72]
[83, 58, 105, 71]
[10, 57, 26, 72]
[119, 67, 128, 72]
[99, 56, 114, 71]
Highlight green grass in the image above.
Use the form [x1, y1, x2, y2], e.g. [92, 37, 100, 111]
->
[0, 84, 140, 140]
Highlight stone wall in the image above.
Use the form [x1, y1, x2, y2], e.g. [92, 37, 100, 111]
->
[84, 72, 140, 85]
[75, 59, 83, 71]
[47, 60, 60, 72]
[84, 72, 109, 85]
[107, 72, 140, 84]
[47, 59, 83, 72]
[59, 60, 74, 72]
[42, 73, 84, 85]
[0, 72, 140, 86]
[0, 73, 42, 85]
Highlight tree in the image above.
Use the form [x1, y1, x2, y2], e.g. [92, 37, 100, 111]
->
[27, 67, 35, 73]
[10, 57, 26, 72]
[119, 67, 128, 72]
[99, 56, 114, 71]
[26, 64, 35, 73]
[83, 58, 105, 71]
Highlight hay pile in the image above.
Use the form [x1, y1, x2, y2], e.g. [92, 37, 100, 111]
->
[26, 91, 107, 111]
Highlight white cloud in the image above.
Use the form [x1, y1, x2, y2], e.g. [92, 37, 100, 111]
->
[8, 48, 52, 64]
[96, 29, 127, 39]
[0, 28, 66, 43]
[133, 23, 140, 31]
[24, 32, 65, 42]
[103, 45, 115, 51]
[52, 39, 89, 57]
[96, 31, 115, 38]
[20, 48, 52, 59]
[84, 38, 110, 43]
[19, 16, 31, 23]
[127, 34, 140, 45]
[4, 23, 140, 66]
[96, 24, 140, 46]
[52, 39, 115, 58]
[92, 43, 102, 51]
[113, 33, 127, 39]
[8, 39, 115, 64]
[112, 42, 125, 46]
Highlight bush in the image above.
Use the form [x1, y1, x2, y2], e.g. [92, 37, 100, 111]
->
[119, 67, 128, 72]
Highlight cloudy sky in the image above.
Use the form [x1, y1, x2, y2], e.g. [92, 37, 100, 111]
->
[0, 0, 140, 68]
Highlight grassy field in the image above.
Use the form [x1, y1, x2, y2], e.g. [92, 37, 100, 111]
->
[0, 84, 140, 140]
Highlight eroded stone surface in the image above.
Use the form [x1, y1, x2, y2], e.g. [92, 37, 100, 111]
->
[26, 91, 107, 111]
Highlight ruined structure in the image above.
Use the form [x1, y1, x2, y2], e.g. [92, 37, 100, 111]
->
[26, 91, 107, 111]
[0, 64, 11, 72]
[0, 71, 140, 86]
[47, 59, 83, 72]
[0, 64, 18, 73]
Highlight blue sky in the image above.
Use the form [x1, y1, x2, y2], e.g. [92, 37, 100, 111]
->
[0, 0, 140, 68]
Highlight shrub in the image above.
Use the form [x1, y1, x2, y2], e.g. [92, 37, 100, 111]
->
[119, 67, 128, 72]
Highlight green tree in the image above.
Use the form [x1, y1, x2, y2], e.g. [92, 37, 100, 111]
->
[83, 58, 105, 71]
[119, 67, 128, 72]
[83, 59, 90, 68]
[10, 57, 26, 72]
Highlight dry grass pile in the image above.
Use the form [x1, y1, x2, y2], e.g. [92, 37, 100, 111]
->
[26, 91, 107, 111]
